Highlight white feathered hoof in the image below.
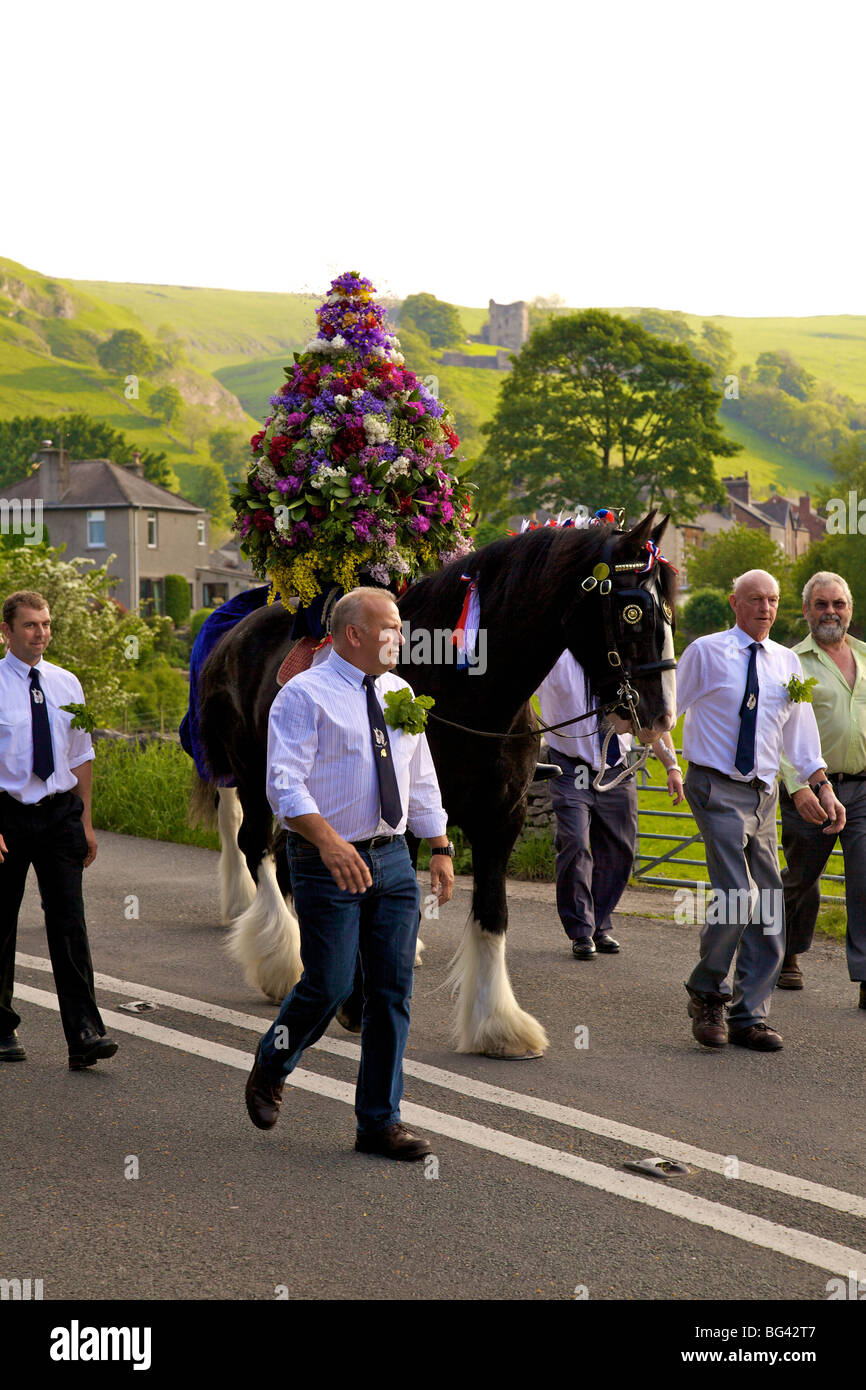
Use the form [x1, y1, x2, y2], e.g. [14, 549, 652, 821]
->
[226, 854, 302, 1003]
[415, 936, 425, 967]
[446, 917, 549, 1059]
[217, 788, 257, 923]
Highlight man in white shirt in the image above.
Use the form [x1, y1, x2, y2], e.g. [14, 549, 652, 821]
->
[0, 590, 118, 1070]
[677, 570, 844, 1052]
[537, 650, 683, 959]
[245, 587, 454, 1160]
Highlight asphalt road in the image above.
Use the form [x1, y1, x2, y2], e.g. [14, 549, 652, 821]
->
[3, 830, 866, 1313]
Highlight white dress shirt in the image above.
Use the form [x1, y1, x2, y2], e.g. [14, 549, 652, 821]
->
[267, 648, 448, 841]
[0, 651, 95, 804]
[676, 625, 825, 788]
[536, 649, 630, 768]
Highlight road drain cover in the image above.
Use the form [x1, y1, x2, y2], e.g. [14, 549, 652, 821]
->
[624, 1156, 691, 1179]
[116, 1000, 158, 1014]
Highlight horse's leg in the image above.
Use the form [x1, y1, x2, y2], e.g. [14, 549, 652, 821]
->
[216, 787, 257, 923]
[226, 784, 302, 1004]
[447, 813, 549, 1059]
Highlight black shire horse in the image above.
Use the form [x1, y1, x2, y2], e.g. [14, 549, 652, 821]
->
[196, 512, 676, 1057]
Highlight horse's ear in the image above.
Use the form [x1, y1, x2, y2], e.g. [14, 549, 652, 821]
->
[614, 511, 655, 555]
[651, 513, 670, 545]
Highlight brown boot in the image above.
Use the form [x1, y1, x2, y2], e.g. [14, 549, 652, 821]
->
[687, 994, 727, 1048]
[777, 954, 803, 990]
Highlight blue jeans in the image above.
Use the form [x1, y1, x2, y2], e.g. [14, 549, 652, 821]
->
[258, 835, 421, 1134]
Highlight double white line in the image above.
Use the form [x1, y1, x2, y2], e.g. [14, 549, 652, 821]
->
[16, 952, 866, 1285]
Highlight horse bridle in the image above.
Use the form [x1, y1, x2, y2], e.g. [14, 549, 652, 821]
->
[570, 534, 677, 738]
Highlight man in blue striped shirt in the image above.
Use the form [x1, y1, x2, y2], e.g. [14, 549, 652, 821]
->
[245, 587, 454, 1160]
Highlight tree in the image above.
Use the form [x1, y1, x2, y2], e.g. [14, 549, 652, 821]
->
[180, 461, 230, 522]
[182, 404, 211, 453]
[681, 587, 732, 636]
[96, 329, 156, 377]
[149, 384, 184, 425]
[164, 573, 191, 626]
[476, 311, 735, 523]
[686, 524, 789, 594]
[0, 413, 176, 492]
[399, 292, 463, 349]
[156, 323, 188, 368]
[528, 293, 567, 334]
[632, 309, 696, 345]
[754, 351, 816, 402]
[209, 427, 252, 489]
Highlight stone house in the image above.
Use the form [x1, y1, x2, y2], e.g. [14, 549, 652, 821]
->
[0, 442, 252, 613]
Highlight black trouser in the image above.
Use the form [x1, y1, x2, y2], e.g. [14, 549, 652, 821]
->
[780, 780, 866, 980]
[0, 790, 105, 1045]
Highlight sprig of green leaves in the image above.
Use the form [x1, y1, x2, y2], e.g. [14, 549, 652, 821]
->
[383, 687, 434, 734]
[784, 675, 818, 703]
[60, 701, 97, 733]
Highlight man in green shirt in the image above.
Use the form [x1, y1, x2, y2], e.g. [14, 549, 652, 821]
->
[778, 572, 866, 1003]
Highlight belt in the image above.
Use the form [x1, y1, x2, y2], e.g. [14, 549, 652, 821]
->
[827, 770, 866, 784]
[550, 751, 630, 778]
[687, 763, 771, 794]
[0, 788, 65, 808]
[351, 834, 398, 850]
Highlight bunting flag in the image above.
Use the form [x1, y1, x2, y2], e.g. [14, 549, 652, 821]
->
[452, 573, 481, 670]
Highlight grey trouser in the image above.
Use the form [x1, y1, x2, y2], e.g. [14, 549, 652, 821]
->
[684, 766, 785, 1028]
[547, 750, 638, 941]
[781, 779, 866, 981]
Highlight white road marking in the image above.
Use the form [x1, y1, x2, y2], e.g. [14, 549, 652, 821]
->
[16, 952, 866, 1220]
[14, 981, 866, 1284]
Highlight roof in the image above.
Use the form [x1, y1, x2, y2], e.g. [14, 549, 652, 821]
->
[0, 458, 204, 512]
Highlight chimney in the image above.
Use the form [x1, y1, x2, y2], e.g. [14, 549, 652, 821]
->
[723, 472, 751, 506]
[799, 494, 812, 516]
[33, 440, 70, 502]
[128, 449, 143, 476]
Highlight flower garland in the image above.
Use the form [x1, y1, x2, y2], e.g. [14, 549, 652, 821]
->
[232, 271, 475, 606]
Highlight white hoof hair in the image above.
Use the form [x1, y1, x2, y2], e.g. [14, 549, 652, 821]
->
[446, 916, 549, 1056]
[415, 936, 425, 967]
[217, 788, 257, 923]
[226, 854, 302, 1003]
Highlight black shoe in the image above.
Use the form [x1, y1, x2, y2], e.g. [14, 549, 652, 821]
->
[571, 939, 597, 960]
[594, 933, 620, 954]
[245, 1046, 285, 1130]
[68, 1034, 119, 1070]
[0, 1031, 26, 1062]
[859, 983, 866, 1011]
[355, 1122, 432, 1161]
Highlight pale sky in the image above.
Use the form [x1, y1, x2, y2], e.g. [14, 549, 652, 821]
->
[4, 0, 864, 316]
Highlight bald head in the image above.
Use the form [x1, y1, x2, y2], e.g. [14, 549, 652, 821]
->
[331, 587, 403, 674]
[729, 569, 780, 641]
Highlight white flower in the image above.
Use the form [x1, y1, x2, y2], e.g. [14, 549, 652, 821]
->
[255, 461, 280, 490]
[334, 394, 349, 412]
[310, 418, 335, 441]
[363, 413, 391, 445]
[314, 465, 348, 484]
[331, 334, 347, 349]
[384, 456, 411, 483]
[351, 388, 364, 399]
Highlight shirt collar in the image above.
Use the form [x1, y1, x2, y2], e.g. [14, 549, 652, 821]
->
[732, 625, 765, 651]
[3, 650, 43, 679]
[327, 648, 369, 689]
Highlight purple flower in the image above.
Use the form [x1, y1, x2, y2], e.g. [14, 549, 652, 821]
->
[350, 474, 372, 496]
[440, 500, 455, 522]
[276, 475, 302, 496]
[291, 520, 312, 543]
[409, 515, 431, 534]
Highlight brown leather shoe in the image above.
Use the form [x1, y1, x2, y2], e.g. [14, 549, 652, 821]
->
[355, 1122, 432, 1161]
[687, 995, 727, 1047]
[777, 954, 803, 989]
[728, 1022, 783, 1051]
[245, 1047, 285, 1130]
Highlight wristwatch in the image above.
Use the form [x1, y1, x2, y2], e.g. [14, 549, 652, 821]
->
[431, 840, 455, 858]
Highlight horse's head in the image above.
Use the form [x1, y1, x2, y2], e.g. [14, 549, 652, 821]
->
[561, 512, 677, 741]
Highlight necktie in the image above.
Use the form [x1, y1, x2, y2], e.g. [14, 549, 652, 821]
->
[29, 667, 55, 782]
[734, 642, 761, 775]
[363, 675, 403, 828]
[598, 724, 621, 768]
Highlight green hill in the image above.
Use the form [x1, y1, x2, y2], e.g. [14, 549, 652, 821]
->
[3, 257, 864, 514]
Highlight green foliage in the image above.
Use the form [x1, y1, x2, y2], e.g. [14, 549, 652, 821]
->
[126, 655, 189, 733]
[0, 542, 154, 725]
[723, 351, 865, 469]
[686, 524, 789, 593]
[784, 674, 818, 703]
[399, 293, 464, 349]
[790, 532, 866, 639]
[754, 350, 816, 401]
[477, 311, 735, 524]
[415, 825, 473, 875]
[209, 426, 253, 488]
[96, 329, 156, 377]
[149, 384, 184, 425]
[631, 312, 734, 391]
[680, 587, 732, 636]
[383, 687, 434, 734]
[176, 459, 230, 523]
[0, 413, 174, 491]
[507, 831, 556, 881]
[60, 701, 97, 733]
[91, 740, 219, 849]
[164, 574, 191, 626]
[191, 607, 214, 640]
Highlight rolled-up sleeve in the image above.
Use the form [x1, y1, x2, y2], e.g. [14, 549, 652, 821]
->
[266, 685, 321, 824]
[675, 639, 704, 716]
[406, 732, 448, 839]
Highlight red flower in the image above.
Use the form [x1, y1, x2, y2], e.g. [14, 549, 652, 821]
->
[310, 505, 326, 520]
[446, 428, 460, 451]
[398, 495, 414, 514]
[253, 510, 275, 531]
[268, 435, 291, 464]
[250, 430, 266, 452]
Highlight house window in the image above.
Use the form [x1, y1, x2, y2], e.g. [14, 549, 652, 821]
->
[197, 518, 207, 546]
[147, 512, 158, 548]
[86, 510, 106, 548]
[139, 577, 165, 616]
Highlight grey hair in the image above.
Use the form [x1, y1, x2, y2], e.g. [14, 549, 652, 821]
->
[802, 571, 853, 610]
[331, 586, 396, 639]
